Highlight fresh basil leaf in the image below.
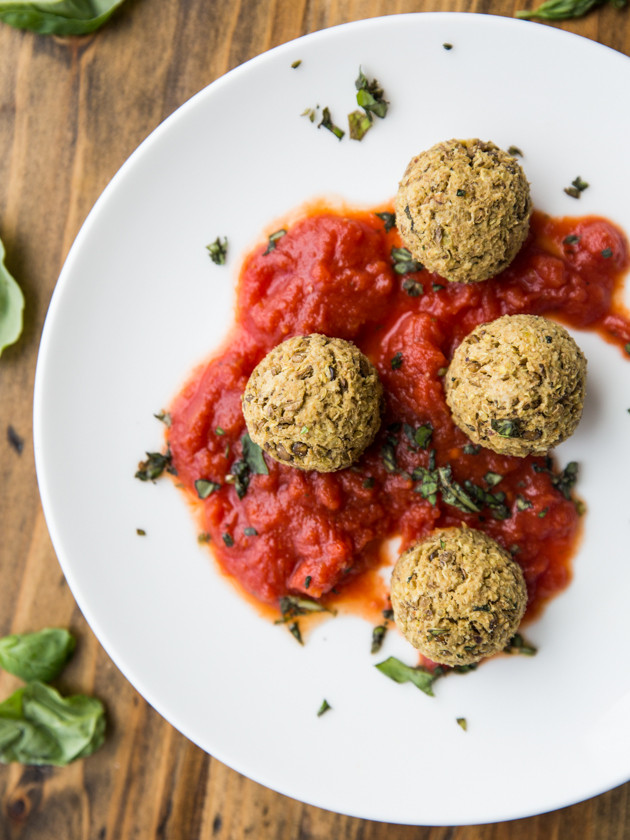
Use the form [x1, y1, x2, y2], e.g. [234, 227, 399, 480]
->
[0, 682, 105, 765]
[0, 236, 24, 358]
[375, 656, 439, 697]
[0, 628, 75, 683]
[0, 0, 127, 35]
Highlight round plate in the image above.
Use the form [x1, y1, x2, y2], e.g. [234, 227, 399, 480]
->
[34, 13, 630, 826]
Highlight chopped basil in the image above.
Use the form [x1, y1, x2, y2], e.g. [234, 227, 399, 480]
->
[625, 343, 630, 355]
[228, 434, 269, 499]
[601, 247, 613, 258]
[436, 465, 480, 514]
[136, 528, 146, 536]
[380, 439, 398, 474]
[206, 237, 228, 265]
[291, 59, 302, 68]
[390, 351, 403, 370]
[442, 42, 453, 50]
[304, 575, 312, 589]
[362, 476, 375, 489]
[508, 145, 524, 157]
[432, 283, 445, 292]
[153, 410, 172, 428]
[484, 471, 503, 487]
[552, 461, 579, 499]
[375, 211, 396, 232]
[222, 533, 234, 547]
[354, 67, 388, 119]
[348, 109, 373, 141]
[504, 633, 537, 656]
[135, 448, 176, 481]
[317, 699, 331, 716]
[404, 422, 433, 450]
[197, 532, 211, 544]
[538, 507, 549, 518]
[0, 629, 76, 684]
[563, 175, 589, 198]
[301, 106, 317, 123]
[456, 717, 468, 731]
[456, 189, 466, 197]
[7, 425, 24, 454]
[515, 494, 533, 512]
[375, 656, 440, 697]
[391, 246, 423, 275]
[215, 427, 225, 435]
[318, 107, 345, 140]
[371, 624, 387, 654]
[563, 234, 580, 246]
[194, 479, 220, 499]
[243, 526, 258, 537]
[0, 682, 105, 766]
[276, 596, 332, 622]
[264, 229, 286, 255]
[463, 443, 481, 455]
[491, 418, 521, 438]
[402, 277, 424, 297]
[289, 622, 303, 645]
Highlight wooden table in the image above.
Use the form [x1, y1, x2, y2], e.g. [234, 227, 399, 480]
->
[1, 0, 628, 837]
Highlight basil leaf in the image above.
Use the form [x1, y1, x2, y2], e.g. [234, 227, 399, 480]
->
[0, 682, 105, 765]
[0, 236, 24, 358]
[0, 628, 75, 683]
[242, 433, 268, 475]
[0, 0, 127, 35]
[375, 656, 439, 697]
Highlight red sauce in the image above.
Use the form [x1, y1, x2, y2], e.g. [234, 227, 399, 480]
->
[168, 206, 630, 621]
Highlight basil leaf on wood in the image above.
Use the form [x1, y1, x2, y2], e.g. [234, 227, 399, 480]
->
[375, 656, 439, 697]
[0, 0, 127, 35]
[0, 682, 105, 766]
[0, 236, 24, 358]
[0, 629, 75, 683]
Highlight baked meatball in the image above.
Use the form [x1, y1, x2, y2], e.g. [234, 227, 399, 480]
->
[390, 527, 527, 666]
[394, 138, 532, 283]
[445, 314, 587, 457]
[242, 333, 382, 472]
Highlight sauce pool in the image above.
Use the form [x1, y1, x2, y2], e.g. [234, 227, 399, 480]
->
[168, 205, 630, 623]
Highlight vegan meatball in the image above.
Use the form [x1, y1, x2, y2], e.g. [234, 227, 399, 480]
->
[390, 527, 527, 666]
[445, 314, 587, 457]
[242, 333, 382, 472]
[394, 138, 532, 283]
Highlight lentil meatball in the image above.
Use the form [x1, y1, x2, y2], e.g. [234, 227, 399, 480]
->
[242, 333, 382, 472]
[390, 527, 527, 666]
[445, 314, 587, 457]
[394, 138, 532, 283]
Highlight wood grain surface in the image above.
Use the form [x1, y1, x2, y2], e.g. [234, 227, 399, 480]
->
[1, 0, 629, 837]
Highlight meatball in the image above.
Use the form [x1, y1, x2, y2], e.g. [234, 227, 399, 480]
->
[394, 138, 532, 283]
[242, 333, 382, 472]
[390, 527, 527, 666]
[444, 314, 587, 457]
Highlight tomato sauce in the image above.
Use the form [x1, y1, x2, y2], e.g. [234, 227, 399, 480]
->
[168, 206, 630, 620]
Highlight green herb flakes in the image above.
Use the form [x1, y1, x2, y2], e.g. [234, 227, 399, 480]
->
[206, 236, 228, 265]
[390, 351, 403, 370]
[264, 229, 287, 255]
[491, 418, 522, 438]
[136, 528, 146, 536]
[348, 109, 373, 141]
[392, 246, 423, 275]
[318, 107, 345, 140]
[135, 449, 175, 482]
[291, 59, 302, 69]
[375, 211, 396, 232]
[508, 146, 524, 157]
[195, 479, 220, 499]
[456, 717, 468, 731]
[317, 698, 331, 716]
[504, 633, 537, 656]
[563, 176, 589, 199]
[222, 533, 234, 547]
[243, 526, 258, 537]
[354, 67, 388, 119]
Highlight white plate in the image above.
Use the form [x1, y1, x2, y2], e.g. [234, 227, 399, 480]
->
[34, 13, 630, 826]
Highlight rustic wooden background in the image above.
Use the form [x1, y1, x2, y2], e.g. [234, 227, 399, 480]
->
[1, 0, 629, 837]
